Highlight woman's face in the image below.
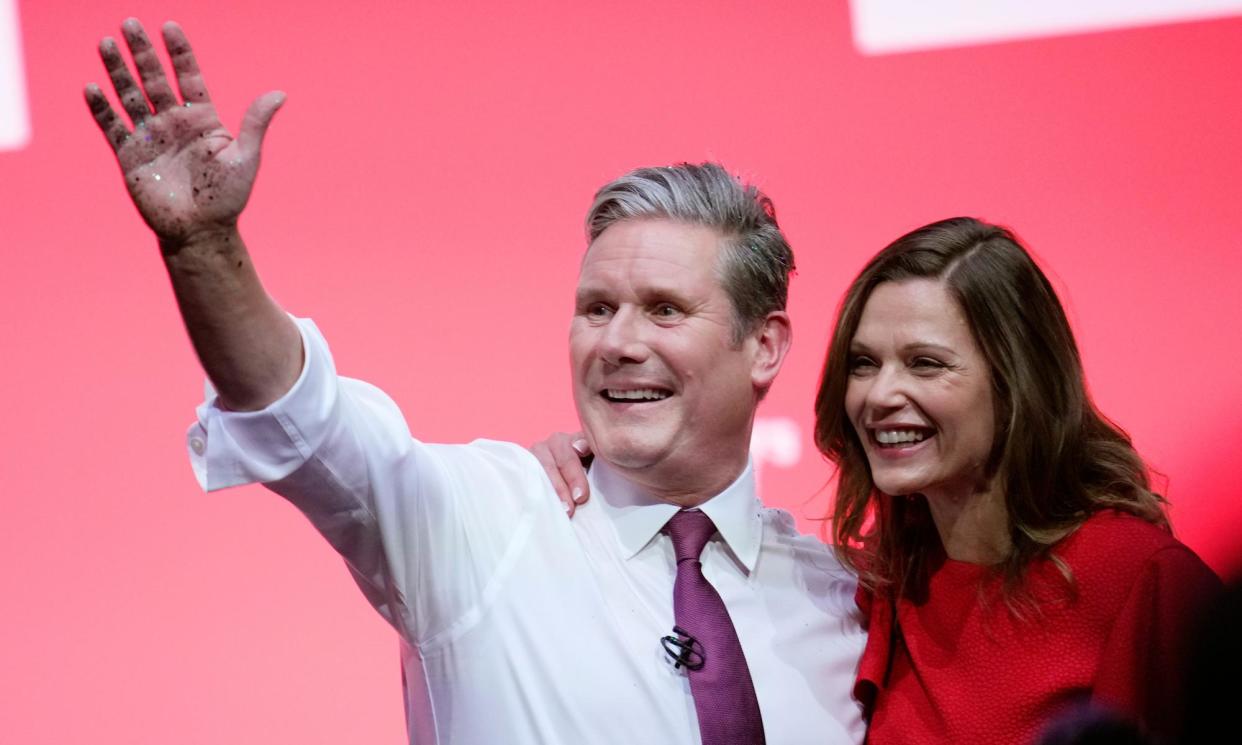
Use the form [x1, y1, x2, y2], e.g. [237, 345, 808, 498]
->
[844, 278, 997, 501]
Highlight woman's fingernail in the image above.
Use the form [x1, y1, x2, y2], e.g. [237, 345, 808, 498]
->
[572, 487, 584, 502]
[572, 439, 589, 455]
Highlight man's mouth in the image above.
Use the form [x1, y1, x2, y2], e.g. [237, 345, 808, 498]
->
[872, 428, 933, 448]
[602, 388, 672, 402]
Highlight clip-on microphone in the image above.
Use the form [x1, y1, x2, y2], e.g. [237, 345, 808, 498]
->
[661, 625, 705, 671]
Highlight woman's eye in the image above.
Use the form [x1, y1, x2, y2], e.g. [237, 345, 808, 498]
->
[912, 357, 944, 370]
[849, 356, 877, 373]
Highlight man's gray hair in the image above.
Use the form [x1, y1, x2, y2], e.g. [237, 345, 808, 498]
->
[585, 162, 795, 344]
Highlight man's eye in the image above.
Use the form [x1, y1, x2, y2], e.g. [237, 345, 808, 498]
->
[585, 304, 613, 318]
[652, 303, 681, 318]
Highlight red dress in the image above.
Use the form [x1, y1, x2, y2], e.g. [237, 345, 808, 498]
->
[856, 511, 1222, 744]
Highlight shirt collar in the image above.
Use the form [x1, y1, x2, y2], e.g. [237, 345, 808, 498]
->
[589, 458, 764, 573]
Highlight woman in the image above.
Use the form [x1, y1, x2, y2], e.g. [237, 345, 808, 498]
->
[535, 217, 1221, 744]
[813, 217, 1219, 744]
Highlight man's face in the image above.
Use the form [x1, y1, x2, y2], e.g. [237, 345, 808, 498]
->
[570, 218, 763, 500]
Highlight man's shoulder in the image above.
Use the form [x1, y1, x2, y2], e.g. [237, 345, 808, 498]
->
[756, 506, 862, 625]
[430, 437, 534, 459]
[759, 506, 851, 571]
[419, 438, 546, 483]
[759, 505, 829, 543]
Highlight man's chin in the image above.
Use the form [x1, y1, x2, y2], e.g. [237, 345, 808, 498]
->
[595, 448, 660, 472]
[589, 435, 669, 473]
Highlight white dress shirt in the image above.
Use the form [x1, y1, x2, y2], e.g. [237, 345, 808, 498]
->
[188, 318, 866, 744]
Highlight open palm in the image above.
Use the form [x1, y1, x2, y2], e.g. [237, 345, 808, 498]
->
[86, 19, 283, 247]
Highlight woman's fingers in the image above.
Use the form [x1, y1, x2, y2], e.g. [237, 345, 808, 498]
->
[548, 432, 592, 505]
[531, 440, 578, 516]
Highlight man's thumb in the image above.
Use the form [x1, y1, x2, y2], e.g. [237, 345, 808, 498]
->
[237, 91, 286, 159]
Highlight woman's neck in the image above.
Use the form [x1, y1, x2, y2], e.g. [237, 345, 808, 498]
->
[923, 481, 1011, 565]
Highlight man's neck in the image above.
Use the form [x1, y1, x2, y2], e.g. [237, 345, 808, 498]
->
[603, 457, 749, 509]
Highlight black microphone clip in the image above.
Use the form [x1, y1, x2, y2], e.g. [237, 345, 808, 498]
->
[661, 625, 705, 671]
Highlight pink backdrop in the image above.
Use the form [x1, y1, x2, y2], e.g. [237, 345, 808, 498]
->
[3, 1, 1240, 742]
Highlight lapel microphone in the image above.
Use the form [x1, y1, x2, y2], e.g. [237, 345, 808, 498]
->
[661, 626, 705, 670]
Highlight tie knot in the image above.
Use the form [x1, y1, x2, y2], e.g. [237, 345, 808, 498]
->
[663, 510, 718, 562]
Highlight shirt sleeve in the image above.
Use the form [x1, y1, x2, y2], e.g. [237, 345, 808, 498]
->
[185, 317, 552, 645]
[1093, 543, 1224, 741]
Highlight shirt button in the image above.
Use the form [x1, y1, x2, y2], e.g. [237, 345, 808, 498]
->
[190, 437, 206, 455]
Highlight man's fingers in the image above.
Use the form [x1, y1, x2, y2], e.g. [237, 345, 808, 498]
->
[163, 21, 211, 105]
[99, 36, 151, 127]
[236, 91, 286, 161]
[84, 83, 130, 152]
[531, 442, 577, 516]
[122, 18, 178, 112]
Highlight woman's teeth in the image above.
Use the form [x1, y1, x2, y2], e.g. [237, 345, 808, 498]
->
[875, 429, 928, 445]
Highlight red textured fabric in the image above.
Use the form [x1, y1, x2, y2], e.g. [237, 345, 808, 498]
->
[856, 511, 1222, 745]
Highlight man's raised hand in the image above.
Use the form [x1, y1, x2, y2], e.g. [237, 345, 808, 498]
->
[84, 18, 284, 250]
[84, 18, 301, 412]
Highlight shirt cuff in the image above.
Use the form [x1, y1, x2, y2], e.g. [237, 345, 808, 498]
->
[186, 317, 338, 491]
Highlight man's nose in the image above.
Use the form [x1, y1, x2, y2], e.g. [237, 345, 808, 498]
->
[599, 307, 650, 365]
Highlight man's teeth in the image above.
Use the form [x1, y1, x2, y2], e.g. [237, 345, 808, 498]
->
[875, 429, 928, 445]
[606, 389, 670, 401]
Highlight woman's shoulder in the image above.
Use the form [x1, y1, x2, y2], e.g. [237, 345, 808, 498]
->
[1055, 510, 1219, 590]
[1063, 509, 1173, 550]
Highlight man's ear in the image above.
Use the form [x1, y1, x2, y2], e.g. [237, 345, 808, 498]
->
[749, 311, 792, 391]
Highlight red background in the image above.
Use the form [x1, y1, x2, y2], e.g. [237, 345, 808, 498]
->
[2, 1, 1240, 742]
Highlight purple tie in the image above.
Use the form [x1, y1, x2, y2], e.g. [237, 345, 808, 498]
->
[664, 509, 765, 745]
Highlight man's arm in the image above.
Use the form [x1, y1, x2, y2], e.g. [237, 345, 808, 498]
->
[85, 18, 299, 410]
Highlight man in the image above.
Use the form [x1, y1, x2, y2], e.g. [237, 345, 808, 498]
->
[87, 18, 865, 744]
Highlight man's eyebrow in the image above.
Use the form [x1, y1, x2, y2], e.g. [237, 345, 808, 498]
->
[574, 285, 608, 307]
[574, 288, 685, 311]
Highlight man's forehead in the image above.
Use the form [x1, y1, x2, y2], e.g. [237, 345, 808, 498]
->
[579, 218, 726, 276]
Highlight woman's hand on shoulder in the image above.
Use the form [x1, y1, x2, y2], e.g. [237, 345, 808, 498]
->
[529, 432, 593, 516]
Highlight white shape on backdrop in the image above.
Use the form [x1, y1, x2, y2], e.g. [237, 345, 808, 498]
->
[850, 0, 1242, 54]
[0, 0, 29, 150]
[751, 416, 804, 480]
